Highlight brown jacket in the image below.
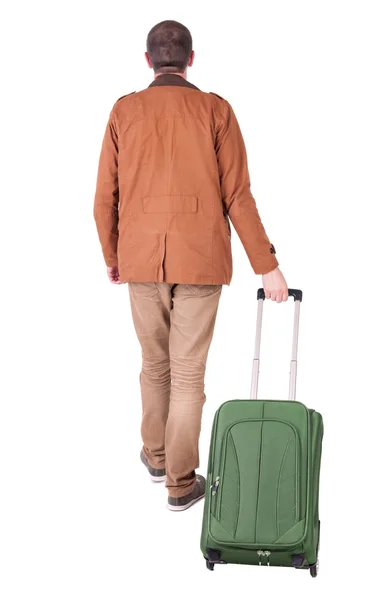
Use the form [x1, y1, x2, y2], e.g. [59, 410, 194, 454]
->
[94, 74, 278, 284]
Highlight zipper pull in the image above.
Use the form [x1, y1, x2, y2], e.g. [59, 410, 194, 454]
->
[265, 550, 271, 566]
[211, 476, 220, 496]
[257, 550, 263, 566]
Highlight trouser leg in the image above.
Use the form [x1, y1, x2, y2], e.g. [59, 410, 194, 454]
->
[128, 283, 172, 468]
[165, 284, 222, 497]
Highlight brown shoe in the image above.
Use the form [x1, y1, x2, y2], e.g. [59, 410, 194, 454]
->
[167, 475, 206, 511]
[140, 450, 166, 482]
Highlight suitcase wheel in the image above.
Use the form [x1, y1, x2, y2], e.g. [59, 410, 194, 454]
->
[309, 520, 321, 578]
[309, 561, 319, 578]
[206, 560, 215, 571]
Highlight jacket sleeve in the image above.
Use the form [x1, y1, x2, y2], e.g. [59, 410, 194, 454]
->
[215, 101, 279, 275]
[93, 108, 119, 268]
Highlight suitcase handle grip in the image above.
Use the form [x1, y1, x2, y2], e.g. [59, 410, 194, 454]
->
[257, 288, 303, 302]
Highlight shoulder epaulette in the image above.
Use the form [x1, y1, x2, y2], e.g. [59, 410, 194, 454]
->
[209, 92, 226, 101]
[116, 91, 136, 102]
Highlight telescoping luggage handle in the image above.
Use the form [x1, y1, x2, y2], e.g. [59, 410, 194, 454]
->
[251, 289, 303, 401]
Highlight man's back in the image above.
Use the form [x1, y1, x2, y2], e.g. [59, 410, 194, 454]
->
[94, 73, 278, 284]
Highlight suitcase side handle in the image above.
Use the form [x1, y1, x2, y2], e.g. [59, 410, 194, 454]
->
[257, 288, 303, 302]
[251, 288, 302, 401]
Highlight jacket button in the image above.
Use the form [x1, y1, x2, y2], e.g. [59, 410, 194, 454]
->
[269, 244, 276, 254]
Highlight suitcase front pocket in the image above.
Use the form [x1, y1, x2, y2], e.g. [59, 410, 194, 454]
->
[210, 419, 302, 547]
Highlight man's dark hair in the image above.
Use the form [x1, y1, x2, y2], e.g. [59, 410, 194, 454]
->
[146, 20, 193, 74]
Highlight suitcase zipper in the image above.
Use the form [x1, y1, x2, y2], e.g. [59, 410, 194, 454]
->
[211, 476, 220, 496]
[257, 550, 271, 566]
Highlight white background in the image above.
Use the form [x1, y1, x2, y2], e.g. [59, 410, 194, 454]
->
[1, 1, 383, 598]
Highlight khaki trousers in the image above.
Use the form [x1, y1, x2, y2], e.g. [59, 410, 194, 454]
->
[128, 283, 222, 497]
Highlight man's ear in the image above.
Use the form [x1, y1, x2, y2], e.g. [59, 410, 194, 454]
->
[144, 52, 152, 69]
[188, 50, 195, 68]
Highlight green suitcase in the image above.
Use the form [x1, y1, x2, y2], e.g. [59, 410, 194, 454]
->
[200, 289, 323, 577]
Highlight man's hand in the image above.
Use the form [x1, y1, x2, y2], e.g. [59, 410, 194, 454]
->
[107, 266, 121, 284]
[262, 267, 288, 303]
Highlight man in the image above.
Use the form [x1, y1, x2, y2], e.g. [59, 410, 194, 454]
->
[94, 20, 288, 511]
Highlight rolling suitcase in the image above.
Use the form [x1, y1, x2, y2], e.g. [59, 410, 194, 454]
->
[200, 289, 323, 577]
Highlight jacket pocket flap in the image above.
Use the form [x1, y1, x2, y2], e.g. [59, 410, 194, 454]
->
[142, 196, 197, 213]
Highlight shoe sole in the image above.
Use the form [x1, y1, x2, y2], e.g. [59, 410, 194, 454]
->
[166, 493, 205, 511]
[150, 474, 166, 483]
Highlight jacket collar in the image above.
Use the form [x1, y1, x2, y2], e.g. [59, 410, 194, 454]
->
[148, 73, 200, 91]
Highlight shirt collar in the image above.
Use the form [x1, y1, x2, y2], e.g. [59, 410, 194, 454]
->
[148, 73, 200, 91]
